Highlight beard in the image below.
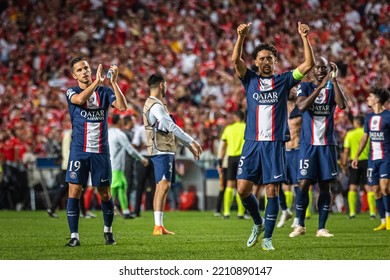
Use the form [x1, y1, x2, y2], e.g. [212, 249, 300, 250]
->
[262, 66, 272, 75]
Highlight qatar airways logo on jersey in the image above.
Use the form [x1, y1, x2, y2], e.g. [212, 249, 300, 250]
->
[310, 89, 330, 115]
[369, 131, 384, 141]
[252, 91, 278, 104]
[309, 104, 330, 115]
[80, 109, 105, 121]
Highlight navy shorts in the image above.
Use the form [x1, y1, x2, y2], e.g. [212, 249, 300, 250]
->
[297, 144, 338, 183]
[236, 140, 286, 185]
[66, 150, 112, 187]
[151, 154, 176, 184]
[286, 148, 299, 185]
[367, 159, 390, 186]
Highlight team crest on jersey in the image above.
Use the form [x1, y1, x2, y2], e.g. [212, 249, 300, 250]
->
[300, 169, 307, 176]
[70, 172, 77, 179]
[87, 92, 100, 109]
[314, 89, 327, 104]
[258, 77, 274, 91]
[370, 116, 381, 131]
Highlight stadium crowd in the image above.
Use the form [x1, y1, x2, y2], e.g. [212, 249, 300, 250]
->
[0, 0, 389, 211]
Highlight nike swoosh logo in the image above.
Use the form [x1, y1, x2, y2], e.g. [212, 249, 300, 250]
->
[273, 174, 283, 179]
[380, 174, 388, 178]
[331, 172, 338, 176]
[101, 179, 109, 182]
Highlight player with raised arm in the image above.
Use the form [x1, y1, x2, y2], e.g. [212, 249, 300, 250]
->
[289, 57, 347, 238]
[64, 58, 127, 247]
[232, 21, 315, 250]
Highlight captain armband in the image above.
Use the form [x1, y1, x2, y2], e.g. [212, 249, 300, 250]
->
[292, 68, 305, 81]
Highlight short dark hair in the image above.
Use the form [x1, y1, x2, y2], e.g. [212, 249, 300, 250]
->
[234, 110, 246, 121]
[147, 73, 165, 88]
[70, 57, 87, 69]
[123, 115, 134, 125]
[354, 115, 365, 126]
[372, 87, 390, 105]
[111, 114, 121, 125]
[251, 43, 278, 60]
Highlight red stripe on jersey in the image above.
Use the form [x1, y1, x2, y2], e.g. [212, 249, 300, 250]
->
[256, 105, 259, 141]
[381, 142, 384, 159]
[272, 77, 275, 90]
[324, 117, 328, 145]
[83, 122, 88, 152]
[99, 123, 103, 153]
[272, 105, 275, 141]
[311, 118, 315, 144]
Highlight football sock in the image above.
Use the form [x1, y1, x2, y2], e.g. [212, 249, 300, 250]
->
[367, 191, 376, 216]
[241, 193, 262, 225]
[285, 190, 293, 209]
[264, 197, 279, 238]
[154, 211, 163, 226]
[101, 198, 115, 228]
[376, 197, 385, 219]
[279, 187, 287, 210]
[382, 194, 390, 213]
[67, 197, 80, 235]
[236, 194, 246, 216]
[296, 188, 308, 227]
[223, 187, 234, 216]
[294, 185, 300, 216]
[318, 189, 331, 229]
[306, 189, 312, 218]
[348, 190, 357, 216]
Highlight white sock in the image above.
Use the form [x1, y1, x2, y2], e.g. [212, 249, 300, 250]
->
[123, 209, 130, 215]
[154, 211, 163, 226]
[71, 233, 79, 240]
[104, 226, 112, 233]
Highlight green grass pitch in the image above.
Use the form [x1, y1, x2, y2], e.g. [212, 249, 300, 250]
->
[0, 210, 389, 260]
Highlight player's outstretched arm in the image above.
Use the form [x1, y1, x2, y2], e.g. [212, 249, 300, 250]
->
[109, 65, 128, 111]
[70, 64, 103, 105]
[232, 22, 251, 78]
[296, 22, 315, 77]
[330, 62, 347, 109]
[296, 71, 333, 112]
[188, 140, 202, 161]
